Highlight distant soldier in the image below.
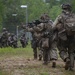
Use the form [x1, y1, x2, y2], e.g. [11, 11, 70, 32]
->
[20, 33, 26, 48]
[1, 28, 9, 47]
[8, 33, 17, 48]
[52, 3, 75, 71]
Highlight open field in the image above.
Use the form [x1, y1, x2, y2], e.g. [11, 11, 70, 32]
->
[0, 44, 75, 75]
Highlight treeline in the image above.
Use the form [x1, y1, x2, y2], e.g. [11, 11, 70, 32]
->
[0, 0, 75, 33]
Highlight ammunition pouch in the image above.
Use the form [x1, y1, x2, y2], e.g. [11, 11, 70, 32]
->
[58, 29, 67, 41]
[42, 38, 49, 48]
[65, 23, 75, 35]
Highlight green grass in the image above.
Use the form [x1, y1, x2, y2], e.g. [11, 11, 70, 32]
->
[0, 44, 33, 57]
[0, 70, 9, 75]
[0, 44, 33, 75]
[0, 44, 75, 75]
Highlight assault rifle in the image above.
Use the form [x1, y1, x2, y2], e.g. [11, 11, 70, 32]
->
[21, 19, 48, 28]
[27, 20, 41, 28]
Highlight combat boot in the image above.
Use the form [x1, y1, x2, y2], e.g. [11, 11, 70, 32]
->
[39, 55, 42, 61]
[52, 61, 56, 68]
[65, 58, 70, 70]
[69, 67, 74, 71]
[34, 53, 37, 60]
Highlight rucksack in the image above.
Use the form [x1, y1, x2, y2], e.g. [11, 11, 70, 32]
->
[62, 13, 75, 35]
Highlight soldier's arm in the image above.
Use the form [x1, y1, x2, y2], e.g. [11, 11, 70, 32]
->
[26, 27, 34, 32]
[23, 26, 34, 32]
[52, 15, 60, 30]
[33, 23, 45, 32]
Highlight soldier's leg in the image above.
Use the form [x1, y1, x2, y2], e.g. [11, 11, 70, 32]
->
[57, 39, 70, 70]
[38, 40, 43, 60]
[31, 40, 37, 59]
[2, 42, 5, 47]
[48, 49, 50, 62]
[50, 41, 58, 68]
[6, 40, 8, 47]
[14, 42, 17, 48]
[50, 49, 58, 68]
[68, 43, 75, 71]
[33, 47, 37, 59]
[43, 49, 49, 65]
[59, 49, 68, 61]
[38, 47, 43, 60]
[57, 41, 68, 62]
[69, 52, 74, 71]
[38, 50, 42, 60]
[58, 46, 70, 70]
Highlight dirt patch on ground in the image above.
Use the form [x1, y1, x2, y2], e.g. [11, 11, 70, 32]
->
[0, 56, 74, 75]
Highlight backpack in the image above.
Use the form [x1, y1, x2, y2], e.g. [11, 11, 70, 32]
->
[62, 13, 75, 35]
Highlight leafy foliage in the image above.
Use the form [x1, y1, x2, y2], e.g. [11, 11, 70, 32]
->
[49, 5, 61, 20]
[0, 0, 75, 32]
[72, 0, 75, 12]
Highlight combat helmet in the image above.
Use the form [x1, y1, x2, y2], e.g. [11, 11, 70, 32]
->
[61, 3, 72, 11]
[40, 13, 50, 22]
[2, 28, 7, 31]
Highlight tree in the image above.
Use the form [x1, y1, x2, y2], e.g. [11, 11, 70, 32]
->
[72, 0, 75, 12]
[0, 0, 5, 31]
[49, 5, 61, 20]
[2, 0, 23, 33]
[0, 0, 73, 32]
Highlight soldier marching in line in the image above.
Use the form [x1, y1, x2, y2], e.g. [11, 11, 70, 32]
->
[0, 28, 9, 47]
[52, 3, 75, 71]
[34, 13, 58, 67]
[22, 21, 42, 60]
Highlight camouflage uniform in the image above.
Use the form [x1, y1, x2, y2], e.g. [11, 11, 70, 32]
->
[23, 24, 40, 59]
[8, 33, 17, 48]
[31, 33, 39, 59]
[1, 28, 9, 47]
[52, 3, 75, 70]
[36, 14, 58, 66]
[20, 34, 26, 48]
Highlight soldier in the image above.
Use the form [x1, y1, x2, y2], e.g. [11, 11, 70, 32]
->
[35, 13, 58, 67]
[1, 28, 9, 47]
[22, 22, 40, 60]
[20, 33, 26, 48]
[8, 33, 17, 48]
[52, 3, 75, 71]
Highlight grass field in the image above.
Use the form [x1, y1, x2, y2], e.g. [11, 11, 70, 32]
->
[0, 44, 75, 75]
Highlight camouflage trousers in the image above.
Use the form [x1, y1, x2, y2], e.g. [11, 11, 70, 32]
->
[43, 41, 58, 64]
[31, 39, 43, 59]
[57, 36, 75, 68]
